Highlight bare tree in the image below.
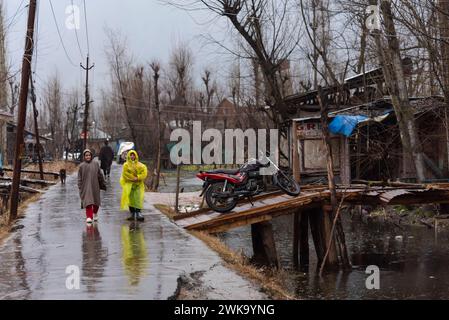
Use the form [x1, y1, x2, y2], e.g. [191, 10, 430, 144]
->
[43, 73, 64, 159]
[167, 42, 194, 106]
[0, 0, 7, 110]
[104, 27, 138, 144]
[371, 1, 426, 181]
[166, 0, 302, 123]
[149, 61, 162, 191]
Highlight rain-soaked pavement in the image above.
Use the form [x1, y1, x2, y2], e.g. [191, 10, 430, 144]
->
[0, 162, 267, 300]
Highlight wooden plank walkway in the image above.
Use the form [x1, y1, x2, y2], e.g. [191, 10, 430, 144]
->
[174, 183, 449, 234]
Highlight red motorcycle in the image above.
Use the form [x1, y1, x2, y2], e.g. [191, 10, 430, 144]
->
[196, 156, 300, 213]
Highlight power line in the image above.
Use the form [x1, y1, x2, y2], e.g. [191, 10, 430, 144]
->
[83, 0, 90, 56]
[71, 0, 84, 59]
[48, 0, 78, 68]
[4, 0, 27, 31]
[32, 0, 40, 74]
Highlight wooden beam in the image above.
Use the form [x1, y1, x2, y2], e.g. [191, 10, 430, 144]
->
[0, 177, 57, 186]
[198, 215, 273, 234]
[1, 167, 59, 178]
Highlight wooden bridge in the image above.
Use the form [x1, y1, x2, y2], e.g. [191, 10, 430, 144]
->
[175, 182, 449, 233]
[173, 182, 449, 269]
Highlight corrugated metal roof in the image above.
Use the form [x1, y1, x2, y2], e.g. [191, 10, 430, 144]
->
[379, 189, 412, 203]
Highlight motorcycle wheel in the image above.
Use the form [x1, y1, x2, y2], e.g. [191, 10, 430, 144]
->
[275, 171, 301, 196]
[205, 182, 238, 213]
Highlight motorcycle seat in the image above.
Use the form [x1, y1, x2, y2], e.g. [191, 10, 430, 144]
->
[203, 169, 241, 175]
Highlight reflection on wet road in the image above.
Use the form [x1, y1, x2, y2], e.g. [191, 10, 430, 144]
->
[0, 162, 265, 300]
[121, 222, 148, 286]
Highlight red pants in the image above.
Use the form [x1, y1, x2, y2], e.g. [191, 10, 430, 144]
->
[86, 205, 99, 219]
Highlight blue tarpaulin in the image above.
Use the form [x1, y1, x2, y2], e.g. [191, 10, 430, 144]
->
[329, 115, 369, 137]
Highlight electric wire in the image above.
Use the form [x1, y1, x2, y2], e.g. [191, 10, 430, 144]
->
[48, 0, 78, 67]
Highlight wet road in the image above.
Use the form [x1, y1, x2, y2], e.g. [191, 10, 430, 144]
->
[0, 162, 266, 300]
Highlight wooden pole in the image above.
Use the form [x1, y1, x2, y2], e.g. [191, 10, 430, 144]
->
[81, 55, 94, 152]
[251, 221, 279, 268]
[175, 164, 181, 212]
[291, 121, 301, 183]
[308, 207, 326, 264]
[29, 72, 43, 180]
[9, 0, 37, 222]
[321, 204, 339, 270]
[293, 209, 309, 270]
[317, 86, 351, 270]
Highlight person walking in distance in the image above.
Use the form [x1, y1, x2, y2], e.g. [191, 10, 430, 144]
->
[120, 150, 147, 221]
[78, 149, 106, 224]
[99, 139, 114, 179]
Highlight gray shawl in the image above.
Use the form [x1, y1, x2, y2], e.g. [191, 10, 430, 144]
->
[78, 158, 104, 208]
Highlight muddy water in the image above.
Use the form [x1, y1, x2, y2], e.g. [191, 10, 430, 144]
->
[157, 171, 203, 193]
[219, 213, 449, 299]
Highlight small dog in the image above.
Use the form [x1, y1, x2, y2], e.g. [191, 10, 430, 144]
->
[59, 169, 66, 184]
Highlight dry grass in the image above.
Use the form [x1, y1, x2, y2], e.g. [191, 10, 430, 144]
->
[0, 193, 43, 245]
[155, 204, 295, 300]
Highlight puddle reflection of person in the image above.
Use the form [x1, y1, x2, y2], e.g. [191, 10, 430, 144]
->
[121, 222, 148, 286]
[81, 224, 108, 293]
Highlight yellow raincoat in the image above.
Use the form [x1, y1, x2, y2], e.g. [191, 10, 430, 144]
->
[120, 150, 148, 210]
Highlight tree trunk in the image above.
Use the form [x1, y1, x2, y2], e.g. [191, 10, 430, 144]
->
[375, 1, 426, 182]
[151, 63, 162, 191]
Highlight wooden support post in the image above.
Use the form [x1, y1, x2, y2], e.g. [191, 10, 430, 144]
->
[308, 207, 326, 264]
[322, 204, 339, 268]
[439, 203, 449, 215]
[293, 210, 309, 270]
[299, 210, 309, 269]
[251, 221, 279, 268]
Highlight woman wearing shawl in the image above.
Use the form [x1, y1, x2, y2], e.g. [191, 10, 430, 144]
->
[78, 149, 106, 223]
[120, 150, 148, 221]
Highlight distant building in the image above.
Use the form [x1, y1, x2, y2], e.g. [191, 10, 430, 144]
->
[0, 110, 13, 166]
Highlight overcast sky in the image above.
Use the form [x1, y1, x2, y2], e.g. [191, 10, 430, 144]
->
[3, 0, 230, 103]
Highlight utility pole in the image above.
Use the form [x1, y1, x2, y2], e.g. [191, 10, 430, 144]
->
[29, 72, 43, 180]
[9, 0, 37, 222]
[80, 55, 94, 152]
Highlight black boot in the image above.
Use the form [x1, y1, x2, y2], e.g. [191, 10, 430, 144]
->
[127, 207, 136, 221]
[136, 209, 144, 221]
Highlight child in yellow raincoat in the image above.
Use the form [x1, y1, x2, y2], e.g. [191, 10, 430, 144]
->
[120, 150, 148, 221]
